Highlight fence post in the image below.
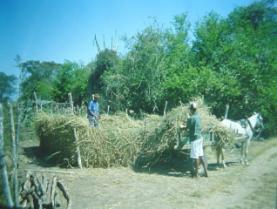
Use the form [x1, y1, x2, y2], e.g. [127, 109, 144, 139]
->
[0, 103, 14, 207]
[15, 104, 21, 206]
[9, 103, 19, 207]
[33, 91, 38, 113]
[163, 101, 168, 116]
[68, 93, 83, 169]
[224, 104, 229, 119]
[107, 105, 110, 116]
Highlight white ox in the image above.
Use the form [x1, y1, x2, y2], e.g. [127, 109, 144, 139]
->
[217, 112, 264, 166]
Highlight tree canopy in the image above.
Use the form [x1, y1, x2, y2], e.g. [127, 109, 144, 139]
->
[0, 72, 17, 103]
[15, 0, 277, 135]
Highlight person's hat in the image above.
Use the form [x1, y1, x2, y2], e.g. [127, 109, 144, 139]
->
[189, 102, 197, 109]
[92, 94, 100, 99]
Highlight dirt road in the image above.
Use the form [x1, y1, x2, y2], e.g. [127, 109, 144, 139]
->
[19, 138, 277, 209]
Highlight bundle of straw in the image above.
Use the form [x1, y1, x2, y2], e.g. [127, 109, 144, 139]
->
[134, 101, 234, 168]
[35, 112, 143, 167]
[35, 100, 233, 168]
[35, 112, 87, 164]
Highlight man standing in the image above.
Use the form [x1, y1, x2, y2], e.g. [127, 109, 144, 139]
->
[87, 94, 100, 127]
[186, 102, 208, 177]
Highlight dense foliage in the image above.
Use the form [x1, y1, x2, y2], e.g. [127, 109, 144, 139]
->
[15, 1, 276, 135]
[0, 72, 17, 102]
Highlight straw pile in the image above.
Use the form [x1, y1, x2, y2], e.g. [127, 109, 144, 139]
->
[82, 113, 143, 167]
[35, 100, 233, 168]
[134, 100, 234, 168]
[36, 112, 82, 163]
[35, 112, 143, 167]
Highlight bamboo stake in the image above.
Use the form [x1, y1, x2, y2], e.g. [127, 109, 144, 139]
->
[0, 103, 14, 207]
[9, 103, 19, 207]
[68, 93, 83, 169]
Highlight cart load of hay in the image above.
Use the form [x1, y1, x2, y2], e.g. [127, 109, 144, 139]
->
[35, 101, 233, 168]
[134, 101, 234, 168]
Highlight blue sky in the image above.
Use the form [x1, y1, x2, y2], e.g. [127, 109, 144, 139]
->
[0, 0, 255, 77]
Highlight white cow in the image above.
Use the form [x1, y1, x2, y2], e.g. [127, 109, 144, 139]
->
[218, 112, 263, 166]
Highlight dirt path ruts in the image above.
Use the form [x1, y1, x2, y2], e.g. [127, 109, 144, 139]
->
[199, 142, 277, 209]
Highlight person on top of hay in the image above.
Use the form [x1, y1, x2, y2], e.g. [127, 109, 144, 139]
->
[182, 102, 208, 178]
[88, 93, 100, 127]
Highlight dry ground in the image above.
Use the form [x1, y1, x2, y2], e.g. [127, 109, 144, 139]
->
[17, 138, 277, 209]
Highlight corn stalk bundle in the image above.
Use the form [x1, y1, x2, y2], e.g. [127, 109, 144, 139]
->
[35, 112, 144, 168]
[80, 113, 143, 167]
[35, 112, 80, 164]
[35, 101, 233, 169]
[134, 100, 234, 168]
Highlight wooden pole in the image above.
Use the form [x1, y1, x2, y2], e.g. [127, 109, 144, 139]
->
[0, 103, 14, 207]
[15, 104, 21, 206]
[16, 105, 21, 150]
[163, 101, 168, 116]
[107, 105, 110, 116]
[68, 93, 83, 169]
[9, 103, 19, 207]
[33, 91, 38, 113]
[224, 104, 229, 119]
[68, 93, 74, 113]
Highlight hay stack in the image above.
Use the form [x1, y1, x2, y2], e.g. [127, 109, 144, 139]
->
[35, 101, 233, 168]
[81, 113, 143, 167]
[35, 112, 143, 167]
[35, 112, 84, 163]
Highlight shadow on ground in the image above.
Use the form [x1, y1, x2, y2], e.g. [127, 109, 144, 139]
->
[132, 148, 241, 177]
[132, 149, 194, 177]
[22, 145, 64, 168]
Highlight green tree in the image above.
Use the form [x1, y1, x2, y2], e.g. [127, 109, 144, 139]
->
[219, 1, 277, 126]
[53, 61, 90, 105]
[192, 0, 277, 134]
[88, 49, 120, 94]
[162, 14, 195, 106]
[19, 61, 60, 101]
[98, 24, 169, 113]
[192, 12, 230, 69]
[121, 24, 167, 113]
[0, 72, 17, 102]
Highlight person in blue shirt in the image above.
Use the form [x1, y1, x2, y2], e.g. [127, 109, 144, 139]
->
[87, 94, 100, 127]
